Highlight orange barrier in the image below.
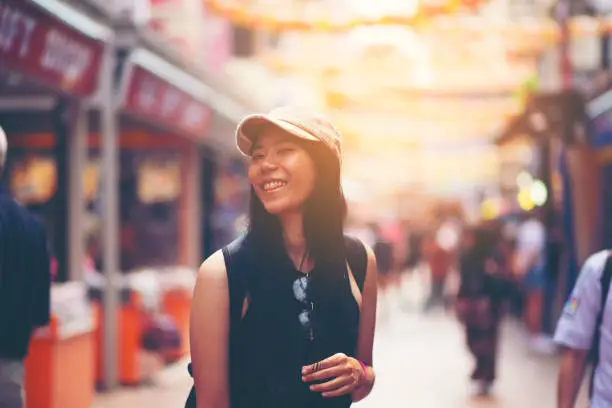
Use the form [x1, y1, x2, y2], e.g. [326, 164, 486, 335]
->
[25, 312, 96, 408]
[162, 289, 192, 360]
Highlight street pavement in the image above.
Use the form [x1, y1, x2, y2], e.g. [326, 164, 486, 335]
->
[93, 276, 589, 408]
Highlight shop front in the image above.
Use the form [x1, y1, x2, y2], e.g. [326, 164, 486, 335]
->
[0, 0, 112, 406]
[84, 38, 250, 387]
[496, 90, 596, 335]
[83, 45, 214, 386]
[585, 73, 612, 250]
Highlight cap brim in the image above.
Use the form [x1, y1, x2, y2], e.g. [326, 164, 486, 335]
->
[236, 114, 319, 156]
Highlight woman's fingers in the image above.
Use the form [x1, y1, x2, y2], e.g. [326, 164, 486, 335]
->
[309, 374, 353, 393]
[301, 353, 363, 398]
[302, 353, 346, 375]
[302, 365, 344, 383]
[322, 383, 355, 398]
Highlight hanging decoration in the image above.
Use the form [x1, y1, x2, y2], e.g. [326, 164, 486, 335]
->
[203, 0, 612, 37]
[203, 0, 490, 32]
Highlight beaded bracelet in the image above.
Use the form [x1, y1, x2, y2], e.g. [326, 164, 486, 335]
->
[357, 360, 367, 376]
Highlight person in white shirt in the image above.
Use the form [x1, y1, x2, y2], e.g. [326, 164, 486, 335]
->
[514, 209, 551, 352]
[555, 250, 612, 407]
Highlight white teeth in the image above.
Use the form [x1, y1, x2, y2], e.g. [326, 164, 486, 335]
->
[263, 180, 287, 192]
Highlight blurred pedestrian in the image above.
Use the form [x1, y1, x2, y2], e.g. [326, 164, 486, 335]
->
[404, 222, 424, 273]
[0, 125, 51, 408]
[555, 250, 612, 408]
[371, 223, 393, 288]
[369, 222, 396, 320]
[422, 230, 453, 312]
[455, 226, 511, 397]
[187, 107, 378, 408]
[515, 209, 550, 351]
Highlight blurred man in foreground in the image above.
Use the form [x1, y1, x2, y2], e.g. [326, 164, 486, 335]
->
[0, 125, 51, 407]
[555, 250, 612, 408]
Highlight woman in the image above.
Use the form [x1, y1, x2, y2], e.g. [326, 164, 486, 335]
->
[188, 107, 378, 408]
[456, 226, 508, 397]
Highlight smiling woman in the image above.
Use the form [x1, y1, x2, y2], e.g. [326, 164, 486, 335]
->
[186, 107, 378, 408]
[248, 129, 317, 215]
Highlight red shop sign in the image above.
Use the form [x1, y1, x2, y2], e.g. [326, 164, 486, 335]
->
[0, 0, 105, 97]
[123, 65, 213, 137]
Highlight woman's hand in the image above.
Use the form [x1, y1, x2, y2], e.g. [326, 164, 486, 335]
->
[301, 353, 366, 398]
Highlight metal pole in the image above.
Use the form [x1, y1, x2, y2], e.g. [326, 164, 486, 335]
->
[100, 41, 120, 390]
[187, 147, 203, 267]
[52, 99, 69, 282]
[557, 0, 572, 90]
[68, 102, 87, 281]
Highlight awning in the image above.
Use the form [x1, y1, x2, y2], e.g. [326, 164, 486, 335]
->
[118, 48, 249, 139]
[0, 0, 113, 97]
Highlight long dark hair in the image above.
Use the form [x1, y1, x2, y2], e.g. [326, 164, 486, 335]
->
[244, 139, 355, 366]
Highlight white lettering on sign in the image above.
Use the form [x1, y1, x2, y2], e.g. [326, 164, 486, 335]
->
[40, 29, 92, 82]
[181, 101, 206, 129]
[136, 74, 157, 112]
[0, 4, 37, 58]
[161, 87, 182, 117]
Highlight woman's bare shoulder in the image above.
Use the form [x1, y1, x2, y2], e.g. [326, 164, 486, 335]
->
[195, 250, 228, 289]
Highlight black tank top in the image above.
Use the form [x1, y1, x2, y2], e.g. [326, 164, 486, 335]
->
[187, 235, 367, 408]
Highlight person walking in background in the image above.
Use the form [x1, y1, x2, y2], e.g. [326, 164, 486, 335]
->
[455, 226, 510, 397]
[187, 107, 378, 408]
[422, 229, 453, 313]
[371, 223, 393, 288]
[404, 221, 424, 273]
[555, 250, 612, 408]
[0, 125, 51, 408]
[514, 209, 552, 352]
[370, 223, 395, 320]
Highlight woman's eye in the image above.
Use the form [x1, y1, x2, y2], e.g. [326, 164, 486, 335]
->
[278, 147, 295, 154]
[251, 152, 265, 160]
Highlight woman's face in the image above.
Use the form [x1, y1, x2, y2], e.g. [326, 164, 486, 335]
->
[248, 127, 316, 215]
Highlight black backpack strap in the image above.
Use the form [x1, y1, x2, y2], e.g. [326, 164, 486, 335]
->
[345, 235, 368, 292]
[590, 252, 612, 397]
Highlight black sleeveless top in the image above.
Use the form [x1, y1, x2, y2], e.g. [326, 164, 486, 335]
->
[187, 235, 367, 408]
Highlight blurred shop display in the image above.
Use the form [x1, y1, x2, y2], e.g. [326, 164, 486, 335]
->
[137, 156, 182, 204]
[1, 0, 251, 395]
[211, 158, 249, 251]
[0, 0, 112, 284]
[8, 154, 58, 206]
[86, 267, 191, 386]
[122, 151, 182, 270]
[25, 282, 97, 408]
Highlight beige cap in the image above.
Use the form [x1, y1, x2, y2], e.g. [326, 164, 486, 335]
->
[235, 106, 342, 160]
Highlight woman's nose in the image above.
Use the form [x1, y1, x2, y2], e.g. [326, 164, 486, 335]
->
[260, 154, 279, 171]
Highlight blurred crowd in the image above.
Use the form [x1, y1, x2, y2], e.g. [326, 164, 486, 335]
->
[346, 203, 559, 395]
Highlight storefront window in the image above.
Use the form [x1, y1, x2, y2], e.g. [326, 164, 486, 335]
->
[211, 158, 249, 250]
[85, 150, 183, 272]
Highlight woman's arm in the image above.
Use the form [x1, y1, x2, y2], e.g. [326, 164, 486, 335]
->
[189, 250, 230, 408]
[300, 242, 378, 400]
[352, 243, 378, 402]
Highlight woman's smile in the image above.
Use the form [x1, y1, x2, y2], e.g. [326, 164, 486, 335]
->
[262, 179, 288, 193]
